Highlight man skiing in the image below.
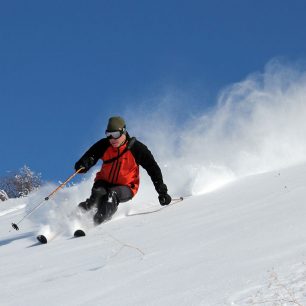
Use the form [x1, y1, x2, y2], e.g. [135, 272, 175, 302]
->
[74, 116, 172, 225]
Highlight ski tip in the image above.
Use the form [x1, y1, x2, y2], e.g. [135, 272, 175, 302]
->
[37, 235, 48, 244]
[74, 229, 86, 238]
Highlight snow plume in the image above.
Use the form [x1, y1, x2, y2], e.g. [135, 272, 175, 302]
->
[25, 173, 96, 238]
[127, 59, 306, 195]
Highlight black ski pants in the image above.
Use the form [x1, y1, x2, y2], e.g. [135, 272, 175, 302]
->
[92, 180, 133, 203]
[78, 180, 133, 220]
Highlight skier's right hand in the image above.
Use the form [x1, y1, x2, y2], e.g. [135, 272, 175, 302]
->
[75, 156, 95, 173]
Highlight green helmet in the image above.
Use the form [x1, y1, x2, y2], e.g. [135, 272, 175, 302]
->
[106, 116, 126, 132]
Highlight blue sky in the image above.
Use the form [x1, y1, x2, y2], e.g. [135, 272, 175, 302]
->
[1, 0, 306, 183]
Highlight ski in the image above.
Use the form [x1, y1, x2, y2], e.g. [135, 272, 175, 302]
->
[36, 230, 85, 244]
[37, 234, 48, 244]
[74, 229, 86, 238]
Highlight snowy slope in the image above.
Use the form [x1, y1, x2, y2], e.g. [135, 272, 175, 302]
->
[1, 163, 306, 305]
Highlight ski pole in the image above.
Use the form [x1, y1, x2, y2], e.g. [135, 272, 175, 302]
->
[171, 195, 192, 202]
[170, 197, 184, 204]
[172, 197, 184, 201]
[11, 168, 84, 231]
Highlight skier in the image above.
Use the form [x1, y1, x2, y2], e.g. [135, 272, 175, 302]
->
[74, 116, 172, 225]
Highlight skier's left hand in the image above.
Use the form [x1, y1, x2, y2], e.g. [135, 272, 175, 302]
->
[158, 193, 172, 206]
[154, 181, 171, 205]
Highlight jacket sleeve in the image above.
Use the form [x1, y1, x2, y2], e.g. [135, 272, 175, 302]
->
[76, 138, 109, 167]
[131, 140, 164, 189]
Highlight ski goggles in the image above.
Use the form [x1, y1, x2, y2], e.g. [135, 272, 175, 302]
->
[105, 129, 125, 139]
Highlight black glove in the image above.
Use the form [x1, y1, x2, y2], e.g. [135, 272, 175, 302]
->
[75, 156, 95, 173]
[154, 181, 172, 206]
[158, 193, 172, 206]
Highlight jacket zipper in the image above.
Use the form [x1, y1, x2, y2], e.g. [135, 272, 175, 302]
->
[114, 161, 122, 183]
[108, 159, 116, 180]
[110, 148, 120, 184]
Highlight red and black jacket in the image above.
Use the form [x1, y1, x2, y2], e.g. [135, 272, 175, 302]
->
[76, 135, 164, 195]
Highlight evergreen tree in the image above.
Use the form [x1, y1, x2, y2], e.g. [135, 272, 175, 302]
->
[0, 165, 42, 199]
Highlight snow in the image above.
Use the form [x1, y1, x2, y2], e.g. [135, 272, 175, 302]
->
[1, 163, 306, 305]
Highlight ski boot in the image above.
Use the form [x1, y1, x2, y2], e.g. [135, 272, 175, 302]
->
[93, 191, 119, 225]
